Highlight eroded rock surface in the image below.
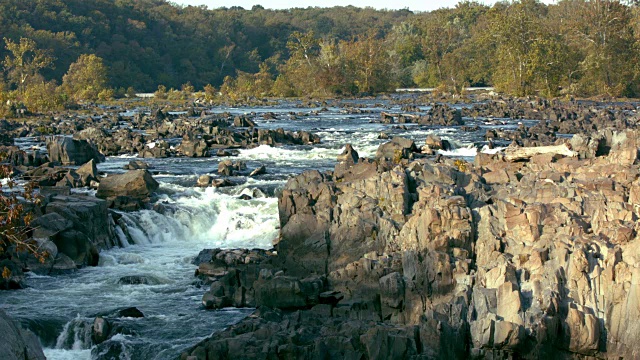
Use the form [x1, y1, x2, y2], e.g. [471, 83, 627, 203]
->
[183, 129, 640, 359]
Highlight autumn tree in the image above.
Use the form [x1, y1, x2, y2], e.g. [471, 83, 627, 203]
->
[567, 0, 638, 96]
[278, 31, 321, 96]
[0, 164, 44, 289]
[3, 37, 55, 94]
[485, 0, 569, 96]
[61, 54, 109, 102]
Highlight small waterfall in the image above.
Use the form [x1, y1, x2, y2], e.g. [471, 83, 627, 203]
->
[114, 186, 279, 249]
[55, 315, 92, 350]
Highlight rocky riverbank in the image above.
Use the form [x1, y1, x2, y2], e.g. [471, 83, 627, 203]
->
[182, 128, 640, 359]
[3, 95, 640, 359]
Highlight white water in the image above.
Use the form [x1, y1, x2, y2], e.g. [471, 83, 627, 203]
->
[3, 181, 276, 360]
[3, 99, 532, 360]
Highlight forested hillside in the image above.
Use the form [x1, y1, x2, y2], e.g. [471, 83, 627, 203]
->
[1, 0, 640, 109]
[0, 0, 412, 90]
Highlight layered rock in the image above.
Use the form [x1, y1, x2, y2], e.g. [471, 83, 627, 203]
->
[96, 170, 159, 210]
[46, 136, 105, 165]
[184, 130, 640, 359]
[0, 309, 45, 360]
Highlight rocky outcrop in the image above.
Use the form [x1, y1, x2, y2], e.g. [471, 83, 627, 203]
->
[184, 130, 640, 359]
[0, 310, 45, 360]
[0, 146, 47, 168]
[12, 195, 118, 274]
[46, 136, 105, 165]
[96, 170, 159, 210]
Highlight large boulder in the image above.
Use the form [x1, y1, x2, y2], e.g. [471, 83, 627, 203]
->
[0, 309, 45, 360]
[96, 170, 159, 210]
[375, 137, 417, 162]
[44, 195, 116, 250]
[46, 136, 105, 165]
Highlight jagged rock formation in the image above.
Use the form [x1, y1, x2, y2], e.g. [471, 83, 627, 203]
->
[183, 129, 640, 359]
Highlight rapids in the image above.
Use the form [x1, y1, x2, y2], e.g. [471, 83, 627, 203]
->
[0, 99, 524, 359]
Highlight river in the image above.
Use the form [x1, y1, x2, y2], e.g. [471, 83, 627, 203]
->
[0, 98, 523, 359]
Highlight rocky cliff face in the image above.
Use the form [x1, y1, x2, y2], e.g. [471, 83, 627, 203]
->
[183, 129, 640, 359]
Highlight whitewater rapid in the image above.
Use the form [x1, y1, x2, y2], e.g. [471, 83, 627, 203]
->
[2, 182, 278, 360]
[1, 100, 528, 359]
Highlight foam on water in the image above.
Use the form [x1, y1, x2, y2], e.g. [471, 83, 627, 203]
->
[2, 180, 275, 359]
[437, 145, 478, 158]
[44, 349, 92, 360]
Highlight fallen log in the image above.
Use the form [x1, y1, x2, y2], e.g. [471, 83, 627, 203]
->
[502, 143, 577, 161]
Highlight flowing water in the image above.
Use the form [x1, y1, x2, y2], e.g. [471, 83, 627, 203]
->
[0, 99, 525, 359]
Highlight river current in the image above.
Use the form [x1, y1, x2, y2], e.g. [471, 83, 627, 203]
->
[0, 99, 523, 359]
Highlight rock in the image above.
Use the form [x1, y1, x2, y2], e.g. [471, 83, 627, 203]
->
[183, 126, 640, 359]
[116, 307, 144, 318]
[46, 136, 105, 165]
[0, 146, 47, 167]
[76, 159, 99, 186]
[52, 230, 99, 267]
[124, 160, 151, 170]
[92, 317, 111, 345]
[44, 195, 116, 250]
[375, 137, 417, 162]
[0, 260, 25, 290]
[179, 138, 209, 157]
[254, 275, 323, 309]
[233, 116, 256, 127]
[118, 275, 156, 285]
[337, 144, 359, 164]
[211, 179, 233, 188]
[96, 170, 159, 209]
[249, 165, 266, 177]
[0, 309, 46, 360]
[197, 175, 212, 187]
[218, 160, 233, 176]
[419, 104, 464, 126]
[217, 160, 246, 176]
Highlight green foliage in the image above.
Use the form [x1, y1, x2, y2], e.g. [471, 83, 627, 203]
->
[154, 85, 168, 100]
[3, 37, 55, 94]
[203, 84, 217, 102]
[61, 54, 109, 102]
[21, 80, 64, 113]
[0, 0, 639, 99]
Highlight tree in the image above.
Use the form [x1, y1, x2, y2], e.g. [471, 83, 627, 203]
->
[485, 0, 567, 96]
[0, 164, 45, 287]
[61, 54, 109, 102]
[567, 0, 638, 96]
[3, 37, 55, 94]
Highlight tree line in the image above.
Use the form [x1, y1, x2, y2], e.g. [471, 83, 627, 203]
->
[1, 0, 640, 114]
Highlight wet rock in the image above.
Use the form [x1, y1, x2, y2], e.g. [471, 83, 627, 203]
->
[123, 160, 151, 170]
[211, 179, 233, 188]
[0, 260, 25, 290]
[92, 317, 111, 345]
[249, 165, 266, 177]
[197, 175, 212, 187]
[118, 275, 155, 285]
[0, 309, 45, 360]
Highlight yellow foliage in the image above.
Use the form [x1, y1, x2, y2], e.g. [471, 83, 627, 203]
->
[454, 159, 467, 172]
